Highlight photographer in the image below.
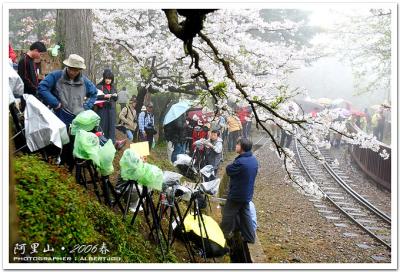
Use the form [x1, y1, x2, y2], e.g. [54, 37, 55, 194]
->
[138, 102, 156, 149]
[204, 130, 223, 175]
[220, 137, 258, 262]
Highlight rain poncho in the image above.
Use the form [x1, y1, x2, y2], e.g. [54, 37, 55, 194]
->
[9, 63, 24, 104]
[23, 94, 70, 152]
[72, 129, 100, 166]
[119, 149, 163, 191]
[182, 213, 227, 257]
[98, 139, 116, 176]
[70, 110, 101, 135]
[120, 149, 144, 181]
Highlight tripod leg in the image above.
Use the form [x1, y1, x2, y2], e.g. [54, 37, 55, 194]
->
[123, 182, 134, 220]
[197, 200, 217, 262]
[171, 204, 196, 263]
[108, 179, 124, 212]
[147, 191, 166, 261]
[130, 183, 148, 230]
[75, 163, 82, 186]
[154, 197, 167, 243]
[194, 199, 208, 262]
[101, 176, 112, 206]
[88, 163, 101, 203]
[81, 163, 89, 189]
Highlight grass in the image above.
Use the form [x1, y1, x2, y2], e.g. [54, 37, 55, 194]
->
[13, 154, 178, 263]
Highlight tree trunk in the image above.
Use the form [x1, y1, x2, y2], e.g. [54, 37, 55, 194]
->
[56, 9, 94, 81]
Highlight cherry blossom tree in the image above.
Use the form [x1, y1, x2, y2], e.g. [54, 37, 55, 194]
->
[9, 9, 56, 49]
[92, 9, 389, 194]
[315, 8, 391, 101]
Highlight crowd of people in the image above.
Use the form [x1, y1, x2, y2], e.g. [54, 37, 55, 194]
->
[9, 42, 261, 262]
[8, 41, 156, 166]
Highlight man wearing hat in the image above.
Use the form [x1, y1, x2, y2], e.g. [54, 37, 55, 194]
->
[138, 102, 156, 149]
[37, 54, 98, 168]
[38, 54, 97, 127]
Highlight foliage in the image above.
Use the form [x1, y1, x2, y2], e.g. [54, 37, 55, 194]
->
[9, 9, 56, 49]
[318, 8, 391, 100]
[14, 154, 177, 263]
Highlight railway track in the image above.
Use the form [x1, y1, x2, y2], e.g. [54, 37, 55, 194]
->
[293, 140, 391, 255]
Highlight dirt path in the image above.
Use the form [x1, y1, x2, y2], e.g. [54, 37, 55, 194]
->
[252, 138, 390, 263]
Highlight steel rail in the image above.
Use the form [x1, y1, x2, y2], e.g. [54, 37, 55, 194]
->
[323, 161, 391, 224]
[294, 140, 391, 250]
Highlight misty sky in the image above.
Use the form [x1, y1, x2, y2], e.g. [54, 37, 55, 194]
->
[288, 8, 391, 110]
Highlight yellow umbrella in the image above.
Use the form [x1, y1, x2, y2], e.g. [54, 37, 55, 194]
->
[317, 97, 332, 105]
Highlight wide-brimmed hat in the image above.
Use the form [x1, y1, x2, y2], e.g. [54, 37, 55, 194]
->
[63, 54, 86, 69]
[141, 105, 147, 111]
[130, 96, 137, 102]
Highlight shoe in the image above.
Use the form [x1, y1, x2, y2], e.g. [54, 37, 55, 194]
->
[115, 139, 127, 150]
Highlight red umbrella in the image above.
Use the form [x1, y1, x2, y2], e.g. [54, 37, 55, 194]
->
[351, 110, 365, 117]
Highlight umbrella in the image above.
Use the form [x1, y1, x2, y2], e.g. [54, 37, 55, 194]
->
[332, 108, 351, 118]
[163, 100, 191, 126]
[351, 110, 365, 117]
[332, 98, 344, 105]
[317, 97, 332, 105]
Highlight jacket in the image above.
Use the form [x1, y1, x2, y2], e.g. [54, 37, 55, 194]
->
[119, 105, 137, 131]
[227, 115, 242, 132]
[17, 53, 38, 95]
[226, 151, 258, 202]
[205, 137, 223, 170]
[138, 111, 155, 134]
[38, 69, 97, 112]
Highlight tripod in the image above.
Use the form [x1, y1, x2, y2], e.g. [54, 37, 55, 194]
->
[74, 159, 123, 211]
[154, 187, 196, 262]
[185, 145, 207, 180]
[114, 180, 166, 260]
[180, 190, 216, 262]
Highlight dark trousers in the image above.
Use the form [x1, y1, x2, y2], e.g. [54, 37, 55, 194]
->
[171, 142, 184, 162]
[220, 199, 255, 244]
[228, 130, 240, 152]
[140, 132, 154, 149]
[374, 125, 384, 142]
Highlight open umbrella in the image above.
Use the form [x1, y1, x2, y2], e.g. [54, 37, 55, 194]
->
[332, 98, 344, 105]
[351, 110, 365, 117]
[163, 100, 191, 126]
[332, 108, 351, 118]
[317, 97, 332, 105]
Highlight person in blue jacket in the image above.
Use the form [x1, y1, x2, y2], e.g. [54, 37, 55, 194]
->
[38, 54, 97, 127]
[220, 137, 258, 261]
[37, 54, 97, 170]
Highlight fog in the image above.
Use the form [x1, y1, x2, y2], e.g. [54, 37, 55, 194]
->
[287, 7, 391, 111]
[288, 57, 387, 110]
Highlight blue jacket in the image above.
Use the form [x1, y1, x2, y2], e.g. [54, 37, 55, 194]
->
[226, 151, 258, 202]
[38, 69, 97, 110]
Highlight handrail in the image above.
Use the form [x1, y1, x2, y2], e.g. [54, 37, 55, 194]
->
[347, 123, 391, 191]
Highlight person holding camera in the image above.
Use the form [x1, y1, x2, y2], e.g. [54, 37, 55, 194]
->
[204, 130, 223, 175]
[138, 102, 156, 149]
